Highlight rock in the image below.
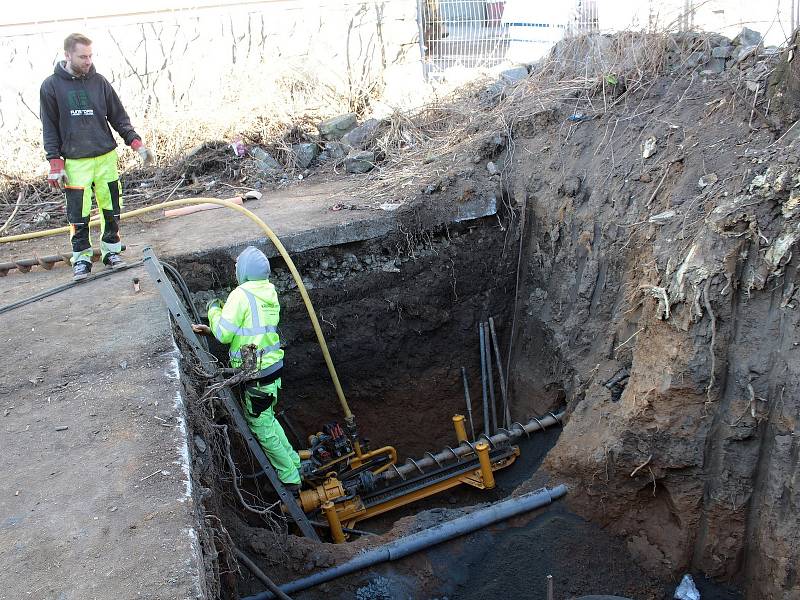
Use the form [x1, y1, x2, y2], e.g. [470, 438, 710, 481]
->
[341, 118, 380, 150]
[745, 80, 761, 93]
[250, 147, 283, 176]
[500, 65, 529, 85]
[318, 141, 350, 163]
[317, 113, 358, 140]
[487, 161, 499, 175]
[642, 136, 657, 159]
[736, 44, 760, 63]
[703, 57, 726, 75]
[674, 574, 700, 600]
[712, 45, 733, 59]
[194, 435, 207, 453]
[733, 27, 762, 48]
[344, 150, 375, 174]
[686, 51, 707, 69]
[699, 173, 719, 188]
[291, 143, 318, 169]
[649, 209, 676, 224]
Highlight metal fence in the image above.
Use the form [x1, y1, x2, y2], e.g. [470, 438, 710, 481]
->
[418, 0, 798, 79]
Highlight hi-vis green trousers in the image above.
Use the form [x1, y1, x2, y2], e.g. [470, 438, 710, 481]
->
[243, 380, 302, 485]
[63, 149, 123, 264]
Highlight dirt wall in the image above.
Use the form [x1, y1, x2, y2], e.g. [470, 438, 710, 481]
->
[504, 72, 800, 599]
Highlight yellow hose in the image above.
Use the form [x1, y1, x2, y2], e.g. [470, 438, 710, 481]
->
[0, 197, 353, 420]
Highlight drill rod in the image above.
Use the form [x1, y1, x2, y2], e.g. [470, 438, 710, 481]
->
[380, 411, 563, 483]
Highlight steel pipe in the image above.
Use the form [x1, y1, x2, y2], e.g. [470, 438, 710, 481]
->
[479, 322, 490, 436]
[242, 485, 568, 600]
[380, 411, 563, 483]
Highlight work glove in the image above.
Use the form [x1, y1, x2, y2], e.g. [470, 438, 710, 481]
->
[131, 139, 155, 165]
[47, 158, 68, 190]
[206, 298, 223, 314]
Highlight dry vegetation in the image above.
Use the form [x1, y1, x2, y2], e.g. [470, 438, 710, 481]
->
[0, 30, 779, 236]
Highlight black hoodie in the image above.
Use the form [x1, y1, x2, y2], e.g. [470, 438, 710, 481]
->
[40, 62, 141, 160]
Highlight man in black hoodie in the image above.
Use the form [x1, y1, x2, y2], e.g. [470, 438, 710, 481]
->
[40, 33, 154, 280]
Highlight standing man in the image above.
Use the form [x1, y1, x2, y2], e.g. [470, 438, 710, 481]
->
[40, 33, 154, 281]
[192, 246, 302, 491]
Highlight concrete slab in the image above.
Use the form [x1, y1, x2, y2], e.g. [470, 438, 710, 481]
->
[0, 178, 497, 276]
[0, 176, 497, 599]
[0, 265, 203, 600]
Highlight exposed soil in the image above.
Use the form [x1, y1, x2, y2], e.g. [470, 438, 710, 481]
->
[5, 29, 799, 600]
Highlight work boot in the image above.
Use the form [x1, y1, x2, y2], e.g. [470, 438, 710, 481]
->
[103, 253, 125, 269]
[73, 260, 92, 281]
[284, 483, 301, 498]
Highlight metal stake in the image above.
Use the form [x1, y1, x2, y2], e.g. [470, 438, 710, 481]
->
[547, 574, 554, 600]
[483, 321, 498, 434]
[461, 366, 476, 440]
[479, 322, 490, 436]
[488, 317, 512, 429]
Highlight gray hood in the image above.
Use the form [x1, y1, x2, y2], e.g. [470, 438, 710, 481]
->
[235, 246, 271, 284]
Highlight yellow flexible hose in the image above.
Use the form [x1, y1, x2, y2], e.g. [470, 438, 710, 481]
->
[0, 197, 353, 420]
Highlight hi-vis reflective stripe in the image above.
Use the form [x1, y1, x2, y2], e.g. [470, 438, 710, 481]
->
[215, 316, 277, 337]
[230, 342, 281, 360]
[241, 289, 262, 327]
[249, 359, 284, 380]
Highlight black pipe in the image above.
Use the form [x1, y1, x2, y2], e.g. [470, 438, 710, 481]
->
[241, 485, 568, 600]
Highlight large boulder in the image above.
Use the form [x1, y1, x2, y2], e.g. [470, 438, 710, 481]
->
[291, 143, 319, 169]
[344, 150, 375, 174]
[342, 118, 381, 150]
[318, 113, 358, 140]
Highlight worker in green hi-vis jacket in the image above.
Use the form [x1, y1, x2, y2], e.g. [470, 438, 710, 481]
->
[193, 246, 301, 489]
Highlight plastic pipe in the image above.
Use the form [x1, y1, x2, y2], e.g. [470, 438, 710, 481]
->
[0, 197, 352, 421]
[242, 485, 568, 600]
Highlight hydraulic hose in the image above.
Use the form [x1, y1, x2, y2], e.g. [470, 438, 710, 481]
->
[242, 485, 568, 600]
[0, 197, 353, 420]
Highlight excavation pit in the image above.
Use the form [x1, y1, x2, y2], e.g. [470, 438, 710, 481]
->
[160, 199, 739, 600]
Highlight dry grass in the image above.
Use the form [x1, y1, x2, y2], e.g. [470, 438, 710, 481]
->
[0, 30, 759, 233]
[354, 31, 675, 204]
